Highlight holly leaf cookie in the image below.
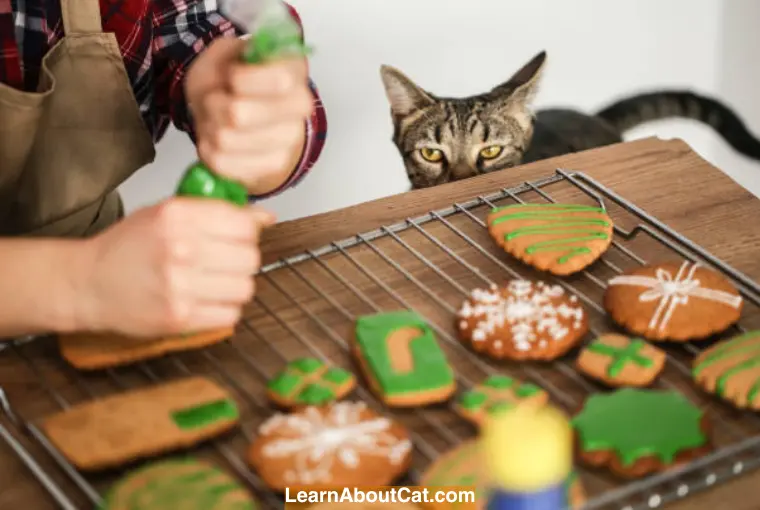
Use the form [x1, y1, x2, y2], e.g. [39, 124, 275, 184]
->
[420, 440, 586, 510]
[101, 458, 257, 510]
[267, 358, 356, 409]
[604, 261, 743, 341]
[572, 389, 711, 479]
[248, 401, 413, 491]
[576, 334, 666, 387]
[693, 330, 760, 410]
[457, 281, 588, 361]
[354, 311, 456, 407]
[487, 203, 614, 276]
[455, 375, 548, 427]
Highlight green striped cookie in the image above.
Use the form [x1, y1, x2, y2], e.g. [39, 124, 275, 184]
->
[101, 458, 256, 510]
[693, 330, 760, 409]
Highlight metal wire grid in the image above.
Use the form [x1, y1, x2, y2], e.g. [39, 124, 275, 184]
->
[0, 169, 759, 510]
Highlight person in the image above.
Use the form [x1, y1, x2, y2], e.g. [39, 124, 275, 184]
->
[0, 0, 326, 338]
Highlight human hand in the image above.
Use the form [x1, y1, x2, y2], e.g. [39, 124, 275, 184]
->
[74, 198, 276, 337]
[185, 37, 314, 196]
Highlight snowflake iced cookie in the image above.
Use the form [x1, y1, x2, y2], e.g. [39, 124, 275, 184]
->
[693, 330, 760, 410]
[576, 334, 666, 388]
[487, 203, 614, 276]
[572, 389, 711, 479]
[266, 358, 356, 409]
[248, 401, 412, 490]
[454, 375, 548, 427]
[354, 311, 456, 407]
[420, 440, 586, 510]
[604, 261, 743, 341]
[457, 281, 588, 361]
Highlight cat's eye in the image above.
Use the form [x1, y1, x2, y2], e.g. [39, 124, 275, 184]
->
[419, 148, 444, 162]
[479, 145, 503, 159]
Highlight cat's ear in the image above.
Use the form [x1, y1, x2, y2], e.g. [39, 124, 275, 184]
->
[491, 51, 547, 106]
[380, 65, 436, 118]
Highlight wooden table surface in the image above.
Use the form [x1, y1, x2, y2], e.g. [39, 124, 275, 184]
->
[2, 137, 760, 509]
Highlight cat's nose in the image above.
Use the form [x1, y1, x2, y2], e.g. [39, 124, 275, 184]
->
[451, 164, 475, 180]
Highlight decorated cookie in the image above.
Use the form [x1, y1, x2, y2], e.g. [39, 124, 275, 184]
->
[604, 261, 743, 341]
[576, 334, 666, 387]
[693, 330, 760, 410]
[457, 281, 588, 361]
[487, 203, 614, 276]
[101, 458, 256, 510]
[455, 375, 548, 427]
[572, 389, 711, 478]
[353, 311, 456, 407]
[267, 358, 356, 408]
[420, 440, 585, 509]
[248, 401, 413, 491]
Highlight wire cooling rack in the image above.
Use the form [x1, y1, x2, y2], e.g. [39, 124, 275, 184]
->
[1, 169, 760, 510]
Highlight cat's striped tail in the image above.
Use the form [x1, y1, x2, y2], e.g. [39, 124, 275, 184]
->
[596, 91, 760, 160]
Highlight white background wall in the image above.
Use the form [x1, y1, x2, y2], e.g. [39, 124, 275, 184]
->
[119, 0, 760, 221]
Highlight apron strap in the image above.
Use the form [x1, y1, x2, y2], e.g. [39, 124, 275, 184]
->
[61, 0, 104, 34]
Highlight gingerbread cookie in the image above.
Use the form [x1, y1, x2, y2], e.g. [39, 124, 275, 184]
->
[267, 358, 356, 409]
[604, 261, 743, 341]
[457, 281, 587, 361]
[693, 330, 760, 409]
[572, 388, 711, 479]
[487, 203, 614, 276]
[41, 377, 239, 471]
[101, 458, 257, 510]
[576, 334, 666, 387]
[420, 440, 585, 509]
[353, 311, 456, 407]
[248, 401, 413, 491]
[58, 328, 233, 370]
[455, 375, 548, 427]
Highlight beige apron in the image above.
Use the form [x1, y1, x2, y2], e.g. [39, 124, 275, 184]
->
[0, 0, 156, 237]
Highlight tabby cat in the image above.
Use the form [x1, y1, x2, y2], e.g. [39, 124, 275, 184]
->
[380, 51, 760, 189]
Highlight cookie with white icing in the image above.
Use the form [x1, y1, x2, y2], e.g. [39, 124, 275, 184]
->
[248, 401, 412, 491]
[487, 203, 614, 276]
[604, 261, 743, 341]
[457, 281, 588, 361]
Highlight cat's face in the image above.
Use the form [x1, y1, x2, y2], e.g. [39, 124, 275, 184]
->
[380, 52, 546, 189]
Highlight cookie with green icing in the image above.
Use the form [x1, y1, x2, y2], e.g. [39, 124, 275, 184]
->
[455, 375, 548, 426]
[101, 458, 256, 510]
[572, 388, 711, 478]
[693, 330, 760, 409]
[420, 440, 586, 510]
[576, 334, 665, 387]
[354, 311, 456, 407]
[267, 358, 356, 408]
[487, 203, 614, 276]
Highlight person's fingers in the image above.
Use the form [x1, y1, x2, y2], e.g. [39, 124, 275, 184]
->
[197, 121, 304, 155]
[195, 149, 296, 185]
[198, 89, 313, 128]
[227, 58, 309, 96]
[184, 302, 245, 331]
[159, 198, 276, 242]
[183, 241, 261, 274]
[182, 272, 256, 304]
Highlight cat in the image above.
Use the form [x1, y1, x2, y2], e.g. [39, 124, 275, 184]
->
[380, 51, 760, 189]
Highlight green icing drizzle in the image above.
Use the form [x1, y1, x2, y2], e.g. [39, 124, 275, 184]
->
[586, 338, 653, 377]
[171, 399, 239, 430]
[483, 375, 514, 389]
[458, 391, 488, 411]
[489, 203, 610, 264]
[266, 358, 355, 405]
[355, 311, 454, 396]
[572, 389, 706, 466]
[458, 376, 544, 416]
[514, 383, 541, 397]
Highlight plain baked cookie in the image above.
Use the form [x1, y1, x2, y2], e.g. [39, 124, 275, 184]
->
[420, 440, 586, 510]
[454, 375, 548, 427]
[267, 358, 356, 408]
[457, 281, 588, 361]
[576, 334, 666, 387]
[248, 401, 413, 491]
[604, 261, 743, 341]
[572, 389, 712, 479]
[693, 330, 760, 409]
[101, 458, 257, 510]
[487, 203, 614, 276]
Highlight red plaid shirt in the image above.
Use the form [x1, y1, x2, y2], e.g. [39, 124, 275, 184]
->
[0, 0, 326, 198]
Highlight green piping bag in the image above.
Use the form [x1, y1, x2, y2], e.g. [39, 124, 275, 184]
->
[175, 0, 312, 205]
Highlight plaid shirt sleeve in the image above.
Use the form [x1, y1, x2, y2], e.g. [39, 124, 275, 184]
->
[151, 0, 327, 197]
